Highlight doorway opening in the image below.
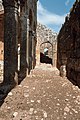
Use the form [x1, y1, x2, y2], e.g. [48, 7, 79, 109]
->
[40, 42, 53, 64]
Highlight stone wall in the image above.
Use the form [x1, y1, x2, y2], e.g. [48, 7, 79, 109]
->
[0, 10, 4, 61]
[36, 22, 57, 66]
[57, 0, 80, 86]
[0, 0, 37, 84]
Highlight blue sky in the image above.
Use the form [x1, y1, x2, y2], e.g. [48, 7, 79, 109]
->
[37, 0, 75, 33]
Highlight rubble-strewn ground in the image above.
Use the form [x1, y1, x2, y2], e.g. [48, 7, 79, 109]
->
[0, 64, 80, 120]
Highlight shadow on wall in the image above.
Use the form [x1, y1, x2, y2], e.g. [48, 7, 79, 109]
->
[40, 52, 52, 64]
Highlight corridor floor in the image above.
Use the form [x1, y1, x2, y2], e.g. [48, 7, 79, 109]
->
[0, 64, 80, 120]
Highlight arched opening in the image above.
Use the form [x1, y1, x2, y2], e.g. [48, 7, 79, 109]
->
[40, 42, 53, 64]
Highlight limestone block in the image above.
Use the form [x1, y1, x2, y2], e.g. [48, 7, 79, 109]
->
[60, 65, 66, 77]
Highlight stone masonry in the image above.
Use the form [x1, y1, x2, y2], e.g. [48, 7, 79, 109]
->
[36, 22, 57, 67]
[0, 0, 37, 86]
[0, 2, 57, 84]
[57, 0, 80, 86]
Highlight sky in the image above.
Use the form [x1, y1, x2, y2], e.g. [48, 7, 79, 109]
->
[37, 0, 75, 33]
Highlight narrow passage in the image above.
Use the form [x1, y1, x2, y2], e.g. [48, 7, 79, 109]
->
[0, 64, 80, 120]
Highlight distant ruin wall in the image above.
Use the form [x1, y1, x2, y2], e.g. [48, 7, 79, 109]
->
[36, 22, 57, 66]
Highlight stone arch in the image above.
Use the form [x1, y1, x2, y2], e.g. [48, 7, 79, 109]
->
[40, 41, 53, 46]
[36, 23, 57, 66]
[40, 41, 53, 65]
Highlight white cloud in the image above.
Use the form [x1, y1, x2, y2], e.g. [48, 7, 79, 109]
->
[65, 0, 70, 6]
[37, 1, 66, 28]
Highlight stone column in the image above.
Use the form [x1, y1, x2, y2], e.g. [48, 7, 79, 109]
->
[28, 30, 32, 73]
[53, 42, 57, 67]
[3, 0, 19, 85]
[26, 18, 29, 75]
[32, 31, 36, 69]
[19, 1, 27, 80]
[33, 38, 37, 68]
[32, 27, 37, 69]
[36, 41, 40, 65]
[31, 34, 34, 69]
[32, 36, 36, 69]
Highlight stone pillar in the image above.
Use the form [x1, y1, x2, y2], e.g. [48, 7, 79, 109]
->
[26, 18, 29, 75]
[32, 36, 37, 69]
[3, 0, 19, 85]
[32, 34, 34, 69]
[31, 31, 36, 69]
[28, 30, 32, 73]
[36, 42, 40, 65]
[19, 1, 27, 80]
[53, 42, 57, 67]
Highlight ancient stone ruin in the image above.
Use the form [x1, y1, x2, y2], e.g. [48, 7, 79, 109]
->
[36, 22, 57, 67]
[0, 0, 37, 85]
[57, 0, 80, 86]
[0, 0, 80, 88]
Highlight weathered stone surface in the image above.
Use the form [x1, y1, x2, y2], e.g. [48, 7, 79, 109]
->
[36, 23, 57, 66]
[57, 0, 80, 86]
[3, 0, 19, 84]
[0, 0, 37, 84]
